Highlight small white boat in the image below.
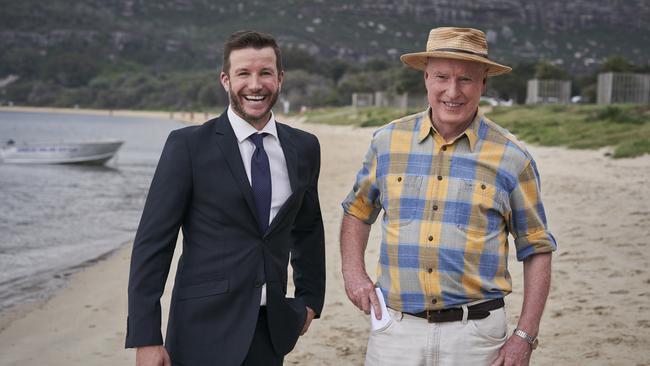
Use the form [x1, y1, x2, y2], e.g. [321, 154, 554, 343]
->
[0, 140, 124, 165]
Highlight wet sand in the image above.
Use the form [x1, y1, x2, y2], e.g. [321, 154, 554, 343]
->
[1, 109, 649, 365]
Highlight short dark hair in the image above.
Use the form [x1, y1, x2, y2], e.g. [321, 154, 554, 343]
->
[222, 30, 283, 74]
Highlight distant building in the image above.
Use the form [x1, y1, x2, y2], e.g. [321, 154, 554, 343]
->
[351, 93, 374, 108]
[351, 92, 427, 109]
[597, 72, 650, 104]
[526, 79, 571, 104]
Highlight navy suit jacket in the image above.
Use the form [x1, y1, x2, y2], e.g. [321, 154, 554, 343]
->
[125, 111, 325, 365]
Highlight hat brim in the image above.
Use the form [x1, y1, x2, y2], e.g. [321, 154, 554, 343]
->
[400, 51, 512, 77]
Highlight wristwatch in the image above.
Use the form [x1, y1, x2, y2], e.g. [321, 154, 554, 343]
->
[513, 328, 539, 350]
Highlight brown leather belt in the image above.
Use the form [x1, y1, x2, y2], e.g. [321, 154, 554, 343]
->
[404, 298, 504, 323]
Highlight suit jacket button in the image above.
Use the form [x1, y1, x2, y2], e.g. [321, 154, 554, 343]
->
[255, 280, 263, 288]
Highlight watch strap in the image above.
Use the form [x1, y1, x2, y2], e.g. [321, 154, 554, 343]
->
[513, 328, 538, 350]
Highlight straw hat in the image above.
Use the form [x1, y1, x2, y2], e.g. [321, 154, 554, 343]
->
[400, 27, 511, 77]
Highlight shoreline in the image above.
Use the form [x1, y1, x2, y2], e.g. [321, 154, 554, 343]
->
[0, 105, 220, 125]
[0, 106, 200, 334]
[0, 240, 132, 333]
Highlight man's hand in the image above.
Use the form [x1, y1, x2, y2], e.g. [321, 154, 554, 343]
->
[342, 269, 381, 319]
[136, 345, 171, 366]
[300, 306, 316, 335]
[340, 214, 381, 319]
[491, 252, 551, 365]
[490, 335, 532, 366]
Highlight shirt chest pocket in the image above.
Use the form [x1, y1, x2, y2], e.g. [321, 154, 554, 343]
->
[455, 179, 507, 234]
[381, 174, 423, 226]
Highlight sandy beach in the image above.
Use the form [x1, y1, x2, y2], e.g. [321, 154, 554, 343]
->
[1, 109, 649, 365]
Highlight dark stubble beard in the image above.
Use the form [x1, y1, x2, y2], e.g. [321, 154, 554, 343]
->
[229, 89, 280, 126]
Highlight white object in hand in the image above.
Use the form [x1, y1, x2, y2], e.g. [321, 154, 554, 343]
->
[370, 287, 392, 331]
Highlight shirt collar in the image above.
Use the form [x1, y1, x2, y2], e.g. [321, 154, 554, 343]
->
[418, 107, 481, 152]
[227, 105, 278, 143]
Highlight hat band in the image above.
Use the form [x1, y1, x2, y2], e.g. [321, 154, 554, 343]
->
[430, 48, 488, 58]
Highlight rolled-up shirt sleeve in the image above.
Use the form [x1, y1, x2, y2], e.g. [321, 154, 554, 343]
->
[342, 141, 382, 224]
[508, 158, 557, 261]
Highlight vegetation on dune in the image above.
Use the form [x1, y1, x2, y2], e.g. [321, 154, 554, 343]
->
[303, 104, 650, 158]
[486, 104, 650, 158]
[302, 107, 421, 127]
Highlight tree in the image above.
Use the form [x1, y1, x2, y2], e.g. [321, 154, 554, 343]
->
[488, 62, 535, 103]
[600, 55, 636, 73]
[0, 48, 42, 77]
[281, 48, 320, 73]
[393, 66, 424, 95]
[322, 59, 348, 83]
[534, 60, 568, 80]
[46, 53, 101, 87]
[363, 58, 391, 71]
[198, 84, 223, 108]
[282, 69, 337, 109]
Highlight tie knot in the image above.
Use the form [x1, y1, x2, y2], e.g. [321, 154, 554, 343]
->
[249, 133, 269, 149]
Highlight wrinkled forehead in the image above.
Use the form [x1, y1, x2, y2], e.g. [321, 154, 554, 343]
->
[425, 57, 488, 76]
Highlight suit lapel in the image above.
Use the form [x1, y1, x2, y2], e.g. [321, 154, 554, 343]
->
[213, 112, 259, 226]
[266, 123, 300, 235]
[277, 123, 299, 193]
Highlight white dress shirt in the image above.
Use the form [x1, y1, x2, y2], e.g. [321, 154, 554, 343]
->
[227, 106, 292, 305]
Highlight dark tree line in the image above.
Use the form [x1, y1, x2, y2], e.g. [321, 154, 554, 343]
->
[1, 48, 648, 110]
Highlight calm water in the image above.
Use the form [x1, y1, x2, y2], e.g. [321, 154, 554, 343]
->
[0, 111, 185, 312]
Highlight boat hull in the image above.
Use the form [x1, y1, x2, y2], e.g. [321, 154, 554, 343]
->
[0, 141, 124, 165]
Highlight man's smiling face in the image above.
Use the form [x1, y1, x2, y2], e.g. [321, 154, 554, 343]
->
[424, 58, 487, 135]
[220, 47, 283, 127]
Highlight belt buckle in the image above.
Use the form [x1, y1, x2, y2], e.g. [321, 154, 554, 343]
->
[426, 309, 444, 323]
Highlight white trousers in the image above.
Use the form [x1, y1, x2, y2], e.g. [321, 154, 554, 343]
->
[365, 307, 508, 366]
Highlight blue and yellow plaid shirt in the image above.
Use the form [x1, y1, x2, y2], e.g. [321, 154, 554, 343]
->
[342, 108, 557, 312]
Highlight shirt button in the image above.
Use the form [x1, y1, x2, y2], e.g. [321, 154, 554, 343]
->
[427, 268, 433, 273]
[437, 175, 443, 181]
[397, 176, 402, 182]
[428, 235, 433, 241]
[432, 205, 438, 211]
[431, 298, 437, 304]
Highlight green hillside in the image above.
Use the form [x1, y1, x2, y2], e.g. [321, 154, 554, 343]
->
[1, 0, 649, 110]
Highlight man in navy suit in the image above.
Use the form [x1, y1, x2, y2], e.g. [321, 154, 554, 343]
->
[125, 30, 326, 366]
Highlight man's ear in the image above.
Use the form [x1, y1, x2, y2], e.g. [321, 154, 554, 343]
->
[278, 70, 284, 90]
[482, 77, 488, 94]
[220, 71, 230, 92]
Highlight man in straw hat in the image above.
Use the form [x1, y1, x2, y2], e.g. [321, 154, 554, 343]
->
[340, 27, 556, 365]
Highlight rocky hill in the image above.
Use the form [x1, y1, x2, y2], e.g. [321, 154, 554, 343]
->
[2, 0, 648, 74]
[1, 0, 648, 109]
